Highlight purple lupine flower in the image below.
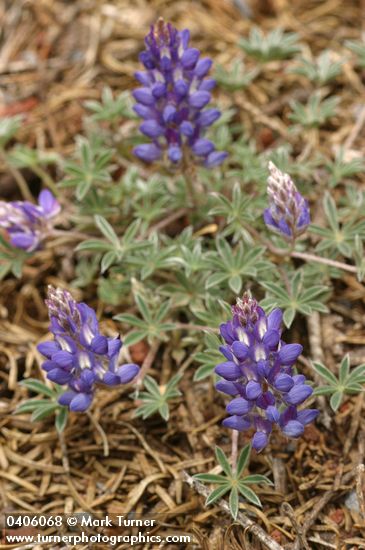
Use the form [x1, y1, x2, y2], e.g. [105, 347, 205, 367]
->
[133, 18, 227, 167]
[263, 162, 310, 240]
[215, 292, 318, 452]
[37, 286, 139, 412]
[0, 190, 60, 252]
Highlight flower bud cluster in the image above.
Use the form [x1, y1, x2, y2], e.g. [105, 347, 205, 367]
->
[215, 292, 318, 451]
[133, 18, 227, 167]
[37, 286, 139, 411]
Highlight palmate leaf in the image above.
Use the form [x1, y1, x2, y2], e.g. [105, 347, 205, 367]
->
[215, 59, 259, 91]
[195, 444, 269, 520]
[260, 269, 329, 327]
[313, 356, 365, 411]
[289, 92, 339, 128]
[239, 27, 300, 62]
[115, 294, 174, 344]
[134, 373, 182, 422]
[310, 193, 365, 258]
[206, 238, 263, 292]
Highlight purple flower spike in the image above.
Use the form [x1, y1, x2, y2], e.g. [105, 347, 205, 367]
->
[37, 286, 140, 412]
[263, 162, 310, 241]
[133, 18, 227, 167]
[0, 190, 60, 252]
[215, 291, 318, 451]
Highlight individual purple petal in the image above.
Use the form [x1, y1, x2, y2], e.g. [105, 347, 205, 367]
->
[47, 367, 72, 385]
[215, 380, 239, 396]
[292, 374, 306, 385]
[297, 409, 319, 425]
[103, 371, 121, 385]
[282, 420, 304, 438]
[226, 397, 252, 415]
[219, 322, 235, 345]
[274, 373, 294, 392]
[117, 363, 140, 383]
[181, 48, 200, 69]
[133, 104, 155, 119]
[252, 431, 269, 452]
[134, 71, 151, 86]
[133, 87, 155, 106]
[133, 144, 162, 162]
[38, 190, 60, 218]
[180, 120, 194, 137]
[219, 345, 234, 361]
[140, 120, 165, 138]
[223, 415, 251, 431]
[195, 58, 212, 78]
[262, 329, 280, 350]
[174, 79, 189, 96]
[198, 78, 216, 91]
[37, 341, 60, 359]
[69, 392, 93, 412]
[58, 391, 78, 406]
[52, 350, 73, 367]
[197, 108, 220, 127]
[231, 341, 249, 361]
[285, 384, 313, 405]
[278, 344, 303, 365]
[267, 308, 283, 331]
[90, 335, 108, 355]
[215, 361, 241, 381]
[246, 380, 262, 400]
[204, 151, 228, 167]
[151, 82, 166, 99]
[168, 145, 182, 163]
[163, 105, 176, 123]
[266, 405, 280, 423]
[192, 138, 214, 156]
[41, 360, 56, 372]
[10, 232, 38, 251]
[189, 91, 211, 109]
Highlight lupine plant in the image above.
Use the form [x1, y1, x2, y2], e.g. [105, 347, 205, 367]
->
[37, 286, 139, 412]
[133, 18, 227, 168]
[215, 292, 318, 451]
[4, 14, 365, 527]
[0, 190, 60, 277]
